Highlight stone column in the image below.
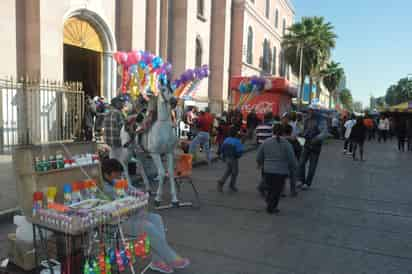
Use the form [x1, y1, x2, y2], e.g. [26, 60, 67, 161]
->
[209, 0, 232, 114]
[146, 0, 160, 55]
[159, 0, 169, 61]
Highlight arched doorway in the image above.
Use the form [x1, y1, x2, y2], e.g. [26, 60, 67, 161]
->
[64, 17, 102, 98]
[63, 9, 117, 99]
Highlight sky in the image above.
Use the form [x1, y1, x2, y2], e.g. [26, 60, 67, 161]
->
[293, 0, 412, 106]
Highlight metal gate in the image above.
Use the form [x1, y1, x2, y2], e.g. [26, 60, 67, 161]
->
[0, 77, 84, 153]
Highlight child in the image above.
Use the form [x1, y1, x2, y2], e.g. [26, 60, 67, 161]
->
[282, 124, 301, 197]
[217, 127, 244, 192]
[350, 117, 367, 161]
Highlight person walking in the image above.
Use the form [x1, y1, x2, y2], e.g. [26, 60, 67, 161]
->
[246, 109, 259, 141]
[394, 116, 407, 152]
[363, 115, 374, 141]
[343, 115, 356, 155]
[103, 96, 132, 183]
[282, 124, 301, 197]
[331, 115, 340, 139]
[257, 124, 297, 214]
[378, 115, 390, 143]
[297, 107, 328, 190]
[217, 127, 244, 192]
[189, 108, 214, 165]
[350, 117, 367, 161]
[406, 119, 412, 151]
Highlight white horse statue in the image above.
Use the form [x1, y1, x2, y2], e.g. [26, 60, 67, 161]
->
[139, 87, 179, 206]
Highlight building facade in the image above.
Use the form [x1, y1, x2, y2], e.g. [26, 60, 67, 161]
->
[230, 0, 295, 79]
[1, 0, 294, 114]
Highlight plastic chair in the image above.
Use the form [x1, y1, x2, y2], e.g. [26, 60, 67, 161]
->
[174, 154, 200, 208]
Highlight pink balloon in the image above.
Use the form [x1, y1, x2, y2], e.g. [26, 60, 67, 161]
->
[120, 52, 128, 66]
[134, 50, 142, 63]
[113, 52, 123, 64]
[128, 52, 138, 65]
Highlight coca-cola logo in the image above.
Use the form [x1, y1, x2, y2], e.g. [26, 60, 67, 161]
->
[242, 101, 273, 114]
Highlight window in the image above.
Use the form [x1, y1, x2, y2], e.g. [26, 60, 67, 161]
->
[246, 26, 253, 64]
[265, 0, 270, 19]
[275, 9, 279, 28]
[195, 37, 202, 67]
[282, 18, 286, 35]
[262, 39, 271, 73]
[197, 0, 204, 17]
[279, 50, 285, 76]
[272, 47, 277, 75]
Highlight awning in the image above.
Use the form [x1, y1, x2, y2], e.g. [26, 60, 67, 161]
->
[230, 76, 297, 97]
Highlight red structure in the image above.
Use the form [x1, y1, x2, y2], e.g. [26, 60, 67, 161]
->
[230, 76, 297, 119]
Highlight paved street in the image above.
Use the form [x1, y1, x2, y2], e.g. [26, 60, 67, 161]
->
[1, 140, 412, 273]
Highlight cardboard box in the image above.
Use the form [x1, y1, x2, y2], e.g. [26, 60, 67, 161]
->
[7, 233, 36, 271]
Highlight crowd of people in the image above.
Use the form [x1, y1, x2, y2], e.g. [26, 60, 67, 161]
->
[338, 113, 412, 161]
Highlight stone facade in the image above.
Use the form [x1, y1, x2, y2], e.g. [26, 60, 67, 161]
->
[2, 0, 295, 113]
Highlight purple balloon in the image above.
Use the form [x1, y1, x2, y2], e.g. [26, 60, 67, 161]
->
[165, 63, 172, 73]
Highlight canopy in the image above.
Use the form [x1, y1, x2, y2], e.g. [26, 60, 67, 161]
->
[230, 76, 297, 97]
[381, 101, 412, 113]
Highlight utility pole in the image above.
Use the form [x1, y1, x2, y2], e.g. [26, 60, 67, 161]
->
[298, 45, 304, 110]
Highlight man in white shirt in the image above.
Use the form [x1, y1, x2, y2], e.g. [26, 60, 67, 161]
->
[343, 115, 356, 154]
[378, 115, 390, 143]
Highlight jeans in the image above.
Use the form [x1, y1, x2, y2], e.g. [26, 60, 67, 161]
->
[219, 157, 239, 187]
[378, 130, 387, 142]
[264, 173, 287, 211]
[298, 148, 320, 186]
[128, 212, 179, 263]
[398, 137, 406, 151]
[344, 139, 353, 152]
[189, 131, 211, 163]
[352, 141, 364, 160]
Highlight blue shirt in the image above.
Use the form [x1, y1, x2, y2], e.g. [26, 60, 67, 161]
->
[222, 137, 244, 158]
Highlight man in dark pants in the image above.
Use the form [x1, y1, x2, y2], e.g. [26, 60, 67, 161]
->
[298, 107, 328, 190]
[217, 127, 244, 192]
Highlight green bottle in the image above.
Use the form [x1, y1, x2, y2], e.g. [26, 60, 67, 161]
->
[93, 260, 100, 274]
[84, 260, 90, 274]
[105, 256, 112, 274]
[145, 236, 150, 254]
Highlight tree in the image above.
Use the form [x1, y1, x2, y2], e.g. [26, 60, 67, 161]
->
[339, 88, 353, 110]
[282, 17, 337, 107]
[322, 61, 344, 109]
[384, 77, 412, 106]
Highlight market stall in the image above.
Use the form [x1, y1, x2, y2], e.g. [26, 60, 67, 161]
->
[229, 76, 297, 119]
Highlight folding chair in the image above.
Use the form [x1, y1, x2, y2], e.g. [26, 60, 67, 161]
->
[155, 153, 200, 210]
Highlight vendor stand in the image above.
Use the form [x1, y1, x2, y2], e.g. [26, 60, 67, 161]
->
[13, 142, 151, 274]
[229, 76, 297, 119]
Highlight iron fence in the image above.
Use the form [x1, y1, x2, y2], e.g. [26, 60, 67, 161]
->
[0, 77, 84, 153]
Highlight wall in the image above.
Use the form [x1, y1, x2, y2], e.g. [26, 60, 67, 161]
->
[0, 0, 17, 78]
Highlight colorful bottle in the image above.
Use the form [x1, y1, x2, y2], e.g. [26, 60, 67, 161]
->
[63, 184, 72, 206]
[32, 192, 43, 216]
[71, 182, 83, 203]
[89, 180, 98, 199]
[46, 187, 57, 208]
[84, 260, 91, 274]
[56, 151, 65, 169]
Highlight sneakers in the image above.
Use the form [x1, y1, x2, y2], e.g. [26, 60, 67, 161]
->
[170, 258, 190, 269]
[300, 184, 309, 190]
[150, 261, 174, 274]
[229, 186, 239, 192]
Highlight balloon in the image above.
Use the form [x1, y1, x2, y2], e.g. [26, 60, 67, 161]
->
[120, 52, 128, 66]
[143, 52, 153, 64]
[113, 52, 123, 64]
[134, 50, 142, 63]
[165, 63, 172, 73]
[152, 56, 163, 69]
[128, 52, 138, 65]
[239, 83, 247, 93]
[139, 61, 147, 69]
[129, 65, 138, 74]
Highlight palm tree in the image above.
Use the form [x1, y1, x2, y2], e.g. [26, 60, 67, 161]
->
[282, 17, 337, 108]
[322, 61, 344, 109]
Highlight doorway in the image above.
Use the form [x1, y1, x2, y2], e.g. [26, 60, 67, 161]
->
[64, 44, 101, 98]
[63, 17, 104, 98]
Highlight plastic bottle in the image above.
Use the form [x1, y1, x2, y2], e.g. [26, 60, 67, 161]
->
[56, 152, 64, 169]
[46, 187, 57, 208]
[89, 180, 98, 199]
[71, 182, 83, 203]
[32, 192, 43, 216]
[63, 184, 72, 206]
[82, 180, 91, 200]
